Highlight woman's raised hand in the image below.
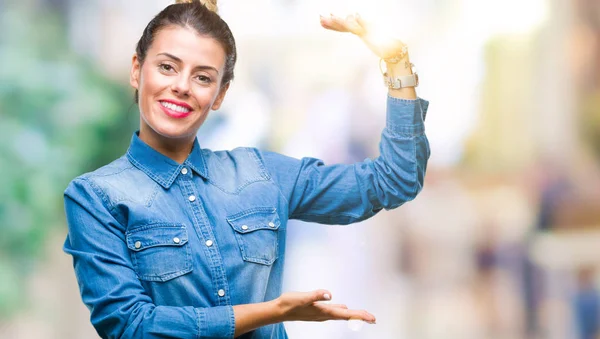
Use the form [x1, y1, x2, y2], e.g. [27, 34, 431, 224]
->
[275, 289, 376, 324]
[319, 13, 407, 61]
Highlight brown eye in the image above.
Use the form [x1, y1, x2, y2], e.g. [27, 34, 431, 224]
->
[159, 63, 174, 72]
[196, 75, 212, 83]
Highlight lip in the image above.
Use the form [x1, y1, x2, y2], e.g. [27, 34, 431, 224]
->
[158, 99, 193, 119]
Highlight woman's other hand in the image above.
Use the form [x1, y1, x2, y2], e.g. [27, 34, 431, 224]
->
[319, 13, 407, 61]
[275, 289, 376, 324]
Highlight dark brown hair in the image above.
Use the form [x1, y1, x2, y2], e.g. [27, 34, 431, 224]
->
[134, 0, 236, 102]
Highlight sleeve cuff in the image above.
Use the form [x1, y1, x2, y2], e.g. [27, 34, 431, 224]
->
[195, 305, 235, 338]
[386, 96, 429, 135]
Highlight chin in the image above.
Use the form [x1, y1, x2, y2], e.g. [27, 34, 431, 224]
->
[142, 115, 194, 139]
[154, 124, 196, 139]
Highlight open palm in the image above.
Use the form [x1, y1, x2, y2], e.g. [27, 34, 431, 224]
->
[319, 14, 407, 61]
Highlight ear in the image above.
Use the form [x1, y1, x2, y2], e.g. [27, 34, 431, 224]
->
[211, 82, 230, 111]
[130, 54, 141, 90]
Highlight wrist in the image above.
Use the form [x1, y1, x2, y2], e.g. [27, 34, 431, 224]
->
[385, 58, 413, 76]
[270, 298, 287, 323]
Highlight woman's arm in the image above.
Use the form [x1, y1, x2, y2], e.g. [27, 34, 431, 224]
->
[64, 178, 374, 338]
[321, 13, 418, 101]
[259, 14, 429, 224]
[260, 95, 429, 225]
[233, 290, 375, 337]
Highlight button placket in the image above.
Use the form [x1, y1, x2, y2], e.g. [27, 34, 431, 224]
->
[180, 180, 231, 306]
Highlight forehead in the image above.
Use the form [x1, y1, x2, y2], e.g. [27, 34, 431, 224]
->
[150, 25, 226, 68]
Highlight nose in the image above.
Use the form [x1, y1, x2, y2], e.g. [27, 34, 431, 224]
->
[171, 74, 191, 97]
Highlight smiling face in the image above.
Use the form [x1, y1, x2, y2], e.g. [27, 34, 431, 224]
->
[130, 25, 229, 146]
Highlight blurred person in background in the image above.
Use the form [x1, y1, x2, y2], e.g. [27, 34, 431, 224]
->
[573, 267, 600, 339]
[61, 0, 430, 338]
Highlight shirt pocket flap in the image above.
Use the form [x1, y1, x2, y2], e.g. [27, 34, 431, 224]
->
[126, 224, 189, 252]
[226, 207, 281, 234]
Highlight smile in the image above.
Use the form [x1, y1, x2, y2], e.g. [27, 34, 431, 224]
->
[160, 101, 192, 113]
[158, 100, 194, 119]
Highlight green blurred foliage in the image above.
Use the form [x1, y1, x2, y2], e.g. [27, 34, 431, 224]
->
[0, 4, 136, 317]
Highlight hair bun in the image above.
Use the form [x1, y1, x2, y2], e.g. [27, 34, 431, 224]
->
[175, 0, 218, 13]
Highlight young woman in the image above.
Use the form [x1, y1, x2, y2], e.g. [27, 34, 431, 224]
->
[63, 0, 430, 338]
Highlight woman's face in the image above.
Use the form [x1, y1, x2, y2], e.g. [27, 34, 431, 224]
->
[130, 25, 229, 142]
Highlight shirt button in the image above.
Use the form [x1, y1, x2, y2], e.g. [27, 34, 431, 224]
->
[205, 240, 213, 247]
[188, 195, 196, 202]
[173, 237, 180, 244]
[181, 168, 188, 175]
[134, 241, 141, 249]
[241, 225, 249, 230]
[218, 289, 225, 297]
[268, 222, 275, 228]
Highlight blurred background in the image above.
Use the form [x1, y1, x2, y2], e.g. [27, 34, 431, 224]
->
[1, 0, 600, 338]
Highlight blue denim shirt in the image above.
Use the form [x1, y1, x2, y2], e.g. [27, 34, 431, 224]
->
[63, 96, 430, 339]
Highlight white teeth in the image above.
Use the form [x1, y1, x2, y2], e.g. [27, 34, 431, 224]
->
[160, 101, 191, 113]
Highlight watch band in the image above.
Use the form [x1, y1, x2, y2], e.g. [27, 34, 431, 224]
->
[383, 73, 419, 89]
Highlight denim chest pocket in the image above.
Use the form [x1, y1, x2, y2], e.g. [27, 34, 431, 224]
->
[226, 208, 281, 265]
[126, 223, 192, 282]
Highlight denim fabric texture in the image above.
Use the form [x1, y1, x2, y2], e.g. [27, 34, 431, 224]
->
[63, 96, 430, 339]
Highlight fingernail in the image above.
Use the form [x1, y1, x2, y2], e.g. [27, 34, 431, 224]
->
[323, 293, 331, 300]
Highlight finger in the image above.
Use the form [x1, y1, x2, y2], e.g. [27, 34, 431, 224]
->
[327, 14, 350, 32]
[354, 13, 370, 31]
[343, 14, 364, 35]
[311, 289, 332, 303]
[319, 16, 345, 32]
[326, 307, 376, 323]
[329, 14, 346, 27]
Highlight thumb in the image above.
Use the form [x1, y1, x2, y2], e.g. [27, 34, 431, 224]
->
[312, 289, 332, 303]
[355, 13, 371, 35]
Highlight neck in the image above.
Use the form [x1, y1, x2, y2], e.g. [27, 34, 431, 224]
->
[139, 126, 195, 164]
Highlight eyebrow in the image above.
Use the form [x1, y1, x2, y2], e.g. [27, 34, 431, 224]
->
[156, 52, 219, 74]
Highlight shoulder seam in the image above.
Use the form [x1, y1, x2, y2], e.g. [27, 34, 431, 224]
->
[74, 177, 125, 227]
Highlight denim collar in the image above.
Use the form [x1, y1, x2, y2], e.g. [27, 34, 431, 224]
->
[126, 132, 208, 189]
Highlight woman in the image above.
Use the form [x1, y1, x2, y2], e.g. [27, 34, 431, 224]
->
[63, 0, 430, 338]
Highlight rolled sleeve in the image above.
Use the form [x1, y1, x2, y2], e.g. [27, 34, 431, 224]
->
[386, 96, 429, 135]
[195, 305, 235, 338]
